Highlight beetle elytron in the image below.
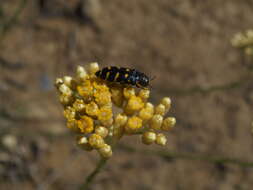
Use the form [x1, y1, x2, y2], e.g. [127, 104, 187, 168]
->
[95, 66, 150, 88]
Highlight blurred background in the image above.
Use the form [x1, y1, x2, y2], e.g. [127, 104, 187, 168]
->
[1, 0, 253, 189]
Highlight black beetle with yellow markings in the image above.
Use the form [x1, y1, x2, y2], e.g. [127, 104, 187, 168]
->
[95, 66, 150, 89]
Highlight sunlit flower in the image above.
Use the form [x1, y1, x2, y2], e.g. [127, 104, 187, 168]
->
[55, 63, 176, 158]
[63, 107, 75, 121]
[77, 116, 94, 134]
[124, 95, 144, 114]
[97, 106, 113, 124]
[66, 119, 79, 132]
[73, 99, 85, 112]
[162, 117, 176, 131]
[150, 114, 163, 130]
[95, 126, 109, 138]
[76, 136, 93, 151]
[88, 134, 105, 149]
[125, 116, 143, 133]
[98, 144, 112, 158]
[231, 29, 253, 56]
[85, 101, 99, 117]
[156, 133, 167, 146]
[142, 131, 156, 145]
[77, 81, 93, 101]
[139, 103, 154, 121]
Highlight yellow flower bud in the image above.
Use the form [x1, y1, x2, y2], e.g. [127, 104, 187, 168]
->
[114, 113, 128, 126]
[92, 80, 107, 90]
[246, 30, 253, 37]
[104, 101, 113, 108]
[138, 89, 150, 100]
[77, 116, 94, 133]
[245, 47, 253, 56]
[94, 90, 111, 106]
[156, 133, 167, 146]
[142, 131, 156, 145]
[55, 78, 63, 88]
[88, 134, 105, 149]
[85, 101, 99, 117]
[66, 119, 80, 132]
[146, 102, 154, 110]
[59, 94, 73, 105]
[239, 30, 253, 47]
[77, 81, 93, 100]
[98, 106, 113, 123]
[231, 33, 242, 47]
[76, 136, 93, 151]
[125, 95, 144, 114]
[63, 106, 75, 121]
[113, 114, 128, 138]
[77, 135, 88, 144]
[59, 84, 72, 96]
[63, 76, 73, 87]
[95, 126, 109, 138]
[155, 104, 166, 116]
[73, 99, 85, 112]
[139, 104, 154, 121]
[76, 66, 88, 80]
[125, 116, 143, 133]
[150, 114, 163, 130]
[89, 62, 99, 74]
[98, 144, 112, 158]
[161, 97, 171, 110]
[161, 117, 176, 131]
[123, 87, 135, 99]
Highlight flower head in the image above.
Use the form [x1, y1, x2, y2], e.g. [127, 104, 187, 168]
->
[55, 62, 176, 158]
[231, 29, 253, 56]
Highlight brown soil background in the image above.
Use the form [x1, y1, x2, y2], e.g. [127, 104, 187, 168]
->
[1, 0, 253, 190]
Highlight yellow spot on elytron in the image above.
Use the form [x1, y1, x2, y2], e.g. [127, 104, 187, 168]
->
[125, 74, 129, 78]
[106, 72, 110, 79]
[114, 72, 120, 81]
[108, 67, 111, 70]
[126, 68, 130, 72]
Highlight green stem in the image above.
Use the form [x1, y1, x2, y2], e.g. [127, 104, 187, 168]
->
[79, 158, 108, 190]
[119, 144, 253, 168]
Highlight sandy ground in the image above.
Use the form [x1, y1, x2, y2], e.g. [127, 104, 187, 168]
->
[1, 0, 253, 189]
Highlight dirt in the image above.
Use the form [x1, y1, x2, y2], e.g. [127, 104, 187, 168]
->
[1, 0, 253, 189]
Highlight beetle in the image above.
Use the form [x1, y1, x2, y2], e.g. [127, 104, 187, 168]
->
[95, 66, 150, 88]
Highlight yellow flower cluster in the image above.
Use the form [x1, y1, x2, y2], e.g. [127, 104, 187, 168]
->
[231, 29, 253, 56]
[55, 63, 176, 158]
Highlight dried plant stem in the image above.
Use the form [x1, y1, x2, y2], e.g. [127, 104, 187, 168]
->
[120, 144, 253, 168]
[79, 158, 108, 190]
